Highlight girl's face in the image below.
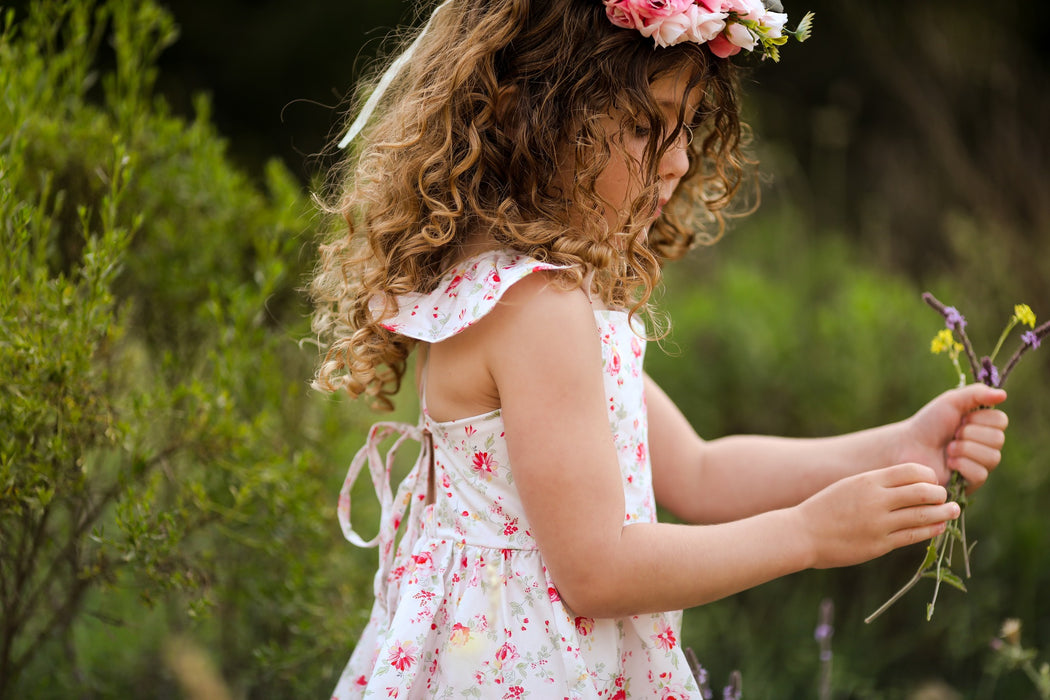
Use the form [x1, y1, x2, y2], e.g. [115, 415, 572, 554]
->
[593, 71, 699, 235]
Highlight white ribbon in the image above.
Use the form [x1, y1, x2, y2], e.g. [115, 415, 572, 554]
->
[338, 0, 455, 148]
[338, 420, 432, 602]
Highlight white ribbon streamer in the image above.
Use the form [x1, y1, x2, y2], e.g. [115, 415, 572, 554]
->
[337, 0, 455, 148]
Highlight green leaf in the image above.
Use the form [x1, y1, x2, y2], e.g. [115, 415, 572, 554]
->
[921, 569, 968, 592]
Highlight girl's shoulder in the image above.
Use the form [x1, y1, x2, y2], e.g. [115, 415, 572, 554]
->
[370, 249, 572, 342]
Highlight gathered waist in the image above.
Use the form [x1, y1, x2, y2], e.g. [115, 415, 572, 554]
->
[419, 502, 540, 553]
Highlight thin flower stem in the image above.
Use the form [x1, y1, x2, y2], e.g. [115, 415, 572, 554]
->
[950, 472, 972, 578]
[926, 531, 950, 621]
[865, 534, 943, 624]
[923, 293, 981, 379]
[1000, 319, 1050, 385]
[864, 565, 922, 624]
[989, 318, 1018, 363]
[950, 354, 966, 388]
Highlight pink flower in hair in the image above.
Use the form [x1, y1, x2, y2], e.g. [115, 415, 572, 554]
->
[636, 3, 728, 48]
[605, 0, 639, 30]
[689, 6, 730, 42]
[724, 21, 757, 50]
[721, 0, 763, 17]
[628, 0, 695, 19]
[637, 8, 696, 46]
[603, 0, 812, 59]
[707, 33, 741, 57]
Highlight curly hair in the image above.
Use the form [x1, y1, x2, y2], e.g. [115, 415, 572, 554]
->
[311, 0, 754, 409]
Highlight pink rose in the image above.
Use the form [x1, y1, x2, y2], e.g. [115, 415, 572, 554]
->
[686, 6, 728, 43]
[720, 0, 763, 17]
[626, 0, 693, 19]
[638, 12, 694, 47]
[707, 33, 740, 57]
[606, 4, 639, 30]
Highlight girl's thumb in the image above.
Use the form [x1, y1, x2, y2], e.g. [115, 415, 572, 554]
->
[957, 383, 1007, 409]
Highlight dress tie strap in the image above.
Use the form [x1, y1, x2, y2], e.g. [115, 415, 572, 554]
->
[338, 420, 432, 600]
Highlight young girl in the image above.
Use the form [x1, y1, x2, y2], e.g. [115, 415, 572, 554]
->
[311, 1, 1010, 697]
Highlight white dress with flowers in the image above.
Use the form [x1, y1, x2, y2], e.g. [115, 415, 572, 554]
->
[332, 250, 701, 699]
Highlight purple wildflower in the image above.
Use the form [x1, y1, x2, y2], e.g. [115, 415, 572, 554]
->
[977, 356, 1000, 387]
[1022, 330, 1041, 349]
[814, 623, 833, 643]
[944, 306, 967, 330]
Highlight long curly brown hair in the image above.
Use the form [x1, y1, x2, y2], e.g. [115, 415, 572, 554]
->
[311, 0, 754, 409]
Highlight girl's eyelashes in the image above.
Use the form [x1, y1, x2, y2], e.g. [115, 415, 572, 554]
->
[621, 119, 693, 147]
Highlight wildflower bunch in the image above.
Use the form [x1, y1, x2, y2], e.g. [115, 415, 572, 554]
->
[866, 294, 1048, 623]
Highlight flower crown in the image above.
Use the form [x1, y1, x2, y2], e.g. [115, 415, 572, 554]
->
[603, 0, 813, 60]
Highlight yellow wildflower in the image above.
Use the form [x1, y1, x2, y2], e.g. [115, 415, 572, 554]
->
[930, 329, 956, 355]
[1014, 303, 1036, 328]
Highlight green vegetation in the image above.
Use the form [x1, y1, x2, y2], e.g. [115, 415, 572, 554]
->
[0, 2, 383, 696]
[1, 1, 1045, 698]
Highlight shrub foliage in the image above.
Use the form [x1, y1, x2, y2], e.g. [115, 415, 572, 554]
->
[0, 2, 376, 697]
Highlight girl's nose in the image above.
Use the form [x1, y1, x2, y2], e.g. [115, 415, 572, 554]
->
[660, 131, 690, 182]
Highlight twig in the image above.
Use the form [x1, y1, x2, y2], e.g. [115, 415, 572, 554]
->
[923, 293, 981, 379]
[1001, 319, 1050, 385]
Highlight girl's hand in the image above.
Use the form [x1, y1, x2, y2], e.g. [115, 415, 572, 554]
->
[798, 463, 959, 569]
[896, 384, 1009, 492]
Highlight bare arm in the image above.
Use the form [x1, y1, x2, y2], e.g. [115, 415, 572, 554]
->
[647, 374, 1008, 525]
[477, 276, 959, 619]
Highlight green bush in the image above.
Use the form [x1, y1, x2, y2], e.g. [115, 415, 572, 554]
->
[0, 2, 383, 697]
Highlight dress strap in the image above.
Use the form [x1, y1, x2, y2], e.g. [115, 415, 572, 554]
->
[417, 343, 431, 415]
[337, 420, 432, 600]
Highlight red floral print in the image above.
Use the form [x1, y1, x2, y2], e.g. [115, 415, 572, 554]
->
[388, 641, 417, 672]
[332, 251, 699, 699]
[652, 625, 677, 651]
[472, 451, 497, 477]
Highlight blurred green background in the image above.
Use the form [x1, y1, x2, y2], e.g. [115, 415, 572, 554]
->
[1, 1, 1047, 698]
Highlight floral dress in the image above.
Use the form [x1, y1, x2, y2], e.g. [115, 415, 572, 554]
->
[332, 250, 701, 699]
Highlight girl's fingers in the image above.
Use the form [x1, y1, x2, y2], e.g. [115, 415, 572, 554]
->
[952, 384, 1008, 412]
[961, 408, 1009, 432]
[887, 519, 950, 549]
[955, 423, 1006, 450]
[949, 453, 1000, 491]
[951, 408, 1008, 491]
[951, 458, 990, 490]
[878, 462, 939, 488]
[884, 481, 949, 512]
[887, 501, 959, 538]
[947, 439, 1002, 472]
